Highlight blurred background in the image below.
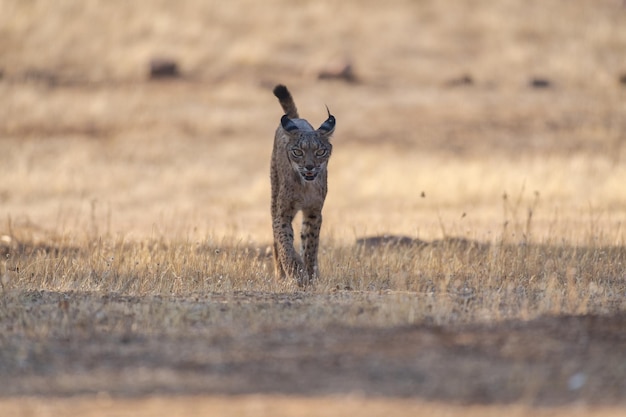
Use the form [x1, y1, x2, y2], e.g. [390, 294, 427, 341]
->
[1, 0, 626, 244]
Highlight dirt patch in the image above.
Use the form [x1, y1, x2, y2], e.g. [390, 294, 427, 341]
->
[1, 291, 625, 407]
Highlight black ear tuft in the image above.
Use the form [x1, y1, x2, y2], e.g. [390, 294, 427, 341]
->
[281, 115, 299, 132]
[318, 111, 336, 134]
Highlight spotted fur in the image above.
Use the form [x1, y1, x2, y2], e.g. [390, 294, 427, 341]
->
[271, 84, 336, 286]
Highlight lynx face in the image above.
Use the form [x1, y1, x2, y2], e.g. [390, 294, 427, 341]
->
[288, 135, 332, 181]
[281, 114, 335, 182]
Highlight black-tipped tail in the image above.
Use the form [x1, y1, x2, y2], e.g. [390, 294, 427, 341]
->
[273, 84, 299, 118]
[273, 84, 290, 100]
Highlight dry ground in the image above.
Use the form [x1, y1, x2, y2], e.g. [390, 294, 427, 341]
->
[1, 288, 626, 403]
[2, 0, 626, 415]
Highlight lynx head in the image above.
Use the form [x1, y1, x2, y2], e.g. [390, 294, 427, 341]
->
[280, 109, 335, 182]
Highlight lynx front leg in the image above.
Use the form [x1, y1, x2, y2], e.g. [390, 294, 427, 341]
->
[272, 241, 285, 279]
[273, 214, 305, 284]
[301, 210, 323, 285]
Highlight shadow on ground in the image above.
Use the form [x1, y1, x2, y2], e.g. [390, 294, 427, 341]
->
[1, 288, 625, 406]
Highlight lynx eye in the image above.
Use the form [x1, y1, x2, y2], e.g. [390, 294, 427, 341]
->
[291, 149, 304, 158]
[315, 149, 328, 157]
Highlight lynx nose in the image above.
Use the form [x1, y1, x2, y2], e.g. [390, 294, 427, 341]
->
[305, 165, 315, 171]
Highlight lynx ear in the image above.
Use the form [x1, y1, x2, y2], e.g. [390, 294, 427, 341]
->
[280, 115, 300, 132]
[317, 106, 336, 135]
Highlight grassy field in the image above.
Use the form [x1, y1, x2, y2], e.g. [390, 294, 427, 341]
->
[1, 0, 626, 415]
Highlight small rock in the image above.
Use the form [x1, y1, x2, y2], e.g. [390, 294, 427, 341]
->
[318, 62, 358, 83]
[149, 58, 180, 79]
[529, 77, 551, 88]
[567, 372, 587, 391]
[444, 74, 474, 87]
[356, 235, 424, 249]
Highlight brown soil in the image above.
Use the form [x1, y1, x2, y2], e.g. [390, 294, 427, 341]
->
[1, 291, 625, 409]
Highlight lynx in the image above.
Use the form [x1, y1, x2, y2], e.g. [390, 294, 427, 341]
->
[271, 84, 336, 286]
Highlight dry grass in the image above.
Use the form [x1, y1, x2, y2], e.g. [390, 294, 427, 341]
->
[1, 0, 626, 412]
[2, 230, 625, 325]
